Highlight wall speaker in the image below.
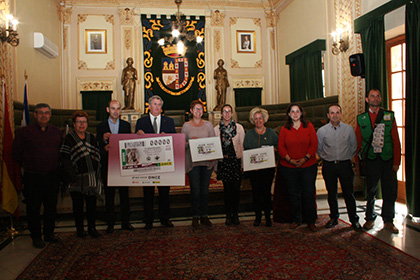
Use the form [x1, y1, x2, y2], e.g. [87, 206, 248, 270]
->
[349, 53, 365, 77]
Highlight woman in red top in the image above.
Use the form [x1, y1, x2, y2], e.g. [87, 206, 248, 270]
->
[278, 104, 318, 232]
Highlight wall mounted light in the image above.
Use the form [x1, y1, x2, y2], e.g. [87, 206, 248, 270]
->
[0, 13, 19, 47]
[331, 28, 348, 55]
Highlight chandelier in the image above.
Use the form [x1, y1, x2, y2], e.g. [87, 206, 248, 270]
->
[0, 13, 19, 47]
[157, 0, 203, 54]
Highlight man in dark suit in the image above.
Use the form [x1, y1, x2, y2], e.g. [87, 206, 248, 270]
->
[97, 100, 134, 233]
[135, 95, 176, 230]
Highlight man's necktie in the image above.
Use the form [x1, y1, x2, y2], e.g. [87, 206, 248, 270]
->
[153, 117, 158, 133]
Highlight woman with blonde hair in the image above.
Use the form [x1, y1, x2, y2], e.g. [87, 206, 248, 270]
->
[243, 107, 278, 227]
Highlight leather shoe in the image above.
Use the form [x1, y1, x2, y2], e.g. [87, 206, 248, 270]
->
[363, 220, 375, 230]
[44, 234, 60, 243]
[384, 222, 399, 234]
[144, 223, 153, 230]
[325, 218, 338, 228]
[88, 228, 101, 238]
[106, 225, 114, 234]
[225, 217, 233, 226]
[253, 216, 261, 227]
[200, 216, 212, 227]
[266, 218, 272, 227]
[232, 214, 240, 225]
[192, 218, 199, 228]
[352, 222, 363, 231]
[33, 239, 46, 249]
[308, 224, 318, 232]
[76, 230, 87, 238]
[122, 223, 135, 231]
[161, 220, 174, 228]
[289, 222, 301, 229]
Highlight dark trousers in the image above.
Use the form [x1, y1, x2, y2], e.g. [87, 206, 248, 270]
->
[143, 186, 170, 224]
[223, 178, 241, 216]
[280, 164, 318, 224]
[70, 191, 97, 232]
[248, 168, 275, 219]
[322, 160, 359, 224]
[23, 171, 59, 240]
[365, 158, 398, 223]
[105, 186, 131, 225]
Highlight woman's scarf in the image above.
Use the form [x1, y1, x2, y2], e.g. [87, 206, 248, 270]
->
[219, 119, 237, 148]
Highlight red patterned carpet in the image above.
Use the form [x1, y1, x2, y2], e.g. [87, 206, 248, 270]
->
[17, 216, 420, 280]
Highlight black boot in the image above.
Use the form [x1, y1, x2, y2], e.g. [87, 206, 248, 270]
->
[253, 214, 262, 227]
[232, 213, 240, 225]
[88, 226, 100, 238]
[225, 214, 233, 226]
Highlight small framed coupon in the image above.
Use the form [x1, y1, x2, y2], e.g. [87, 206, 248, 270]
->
[189, 136, 223, 162]
[243, 146, 276, 172]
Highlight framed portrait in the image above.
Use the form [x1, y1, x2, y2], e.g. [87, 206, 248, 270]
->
[85, 29, 107, 54]
[237, 30, 255, 53]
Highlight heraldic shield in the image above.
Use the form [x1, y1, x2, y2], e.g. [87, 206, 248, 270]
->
[162, 58, 189, 90]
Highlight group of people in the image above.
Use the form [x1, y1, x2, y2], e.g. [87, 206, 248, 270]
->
[11, 88, 401, 249]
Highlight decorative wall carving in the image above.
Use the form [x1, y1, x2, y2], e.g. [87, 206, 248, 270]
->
[105, 15, 114, 25]
[63, 26, 68, 49]
[214, 30, 221, 52]
[265, 10, 275, 28]
[255, 60, 263, 68]
[231, 59, 239, 68]
[62, 7, 72, 24]
[105, 60, 115, 70]
[80, 81, 114, 91]
[78, 60, 88, 70]
[78, 14, 87, 23]
[124, 29, 132, 50]
[253, 18, 261, 27]
[229, 17, 237, 26]
[270, 30, 275, 50]
[233, 79, 263, 88]
[211, 10, 225, 27]
[119, 8, 134, 25]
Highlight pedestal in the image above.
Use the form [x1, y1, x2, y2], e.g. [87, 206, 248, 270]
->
[209, 111, 222, 126]
[121, 111, 142, 133]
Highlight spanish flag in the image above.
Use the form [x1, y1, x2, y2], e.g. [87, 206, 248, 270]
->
[1, 80, 22, 217]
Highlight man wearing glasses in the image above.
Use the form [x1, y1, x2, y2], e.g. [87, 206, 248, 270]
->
[12, 103, 63, 248]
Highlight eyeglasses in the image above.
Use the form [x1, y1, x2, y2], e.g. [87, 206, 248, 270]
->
[75, 120, 87, 124]
[193, 107, 203, 111]
[222, 110, 232, 114]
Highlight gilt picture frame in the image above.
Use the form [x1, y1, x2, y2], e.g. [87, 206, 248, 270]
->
[85, 29, 107, 54]
[237, 30, 255, 53]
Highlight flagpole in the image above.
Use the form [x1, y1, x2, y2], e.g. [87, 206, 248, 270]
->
[7, 215, 18, 238]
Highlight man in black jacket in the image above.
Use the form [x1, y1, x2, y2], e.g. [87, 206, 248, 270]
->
[97, 100, 134, 233]
[135, 95, 176, 230]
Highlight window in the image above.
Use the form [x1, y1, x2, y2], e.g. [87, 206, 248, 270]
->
[386, 35, 406, 199]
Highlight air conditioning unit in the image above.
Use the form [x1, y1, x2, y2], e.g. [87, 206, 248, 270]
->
[33, 32, 59, 58]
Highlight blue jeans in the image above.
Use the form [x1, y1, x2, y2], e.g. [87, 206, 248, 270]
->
[188, 166, 214, 218]
[280, 164, 318, 224]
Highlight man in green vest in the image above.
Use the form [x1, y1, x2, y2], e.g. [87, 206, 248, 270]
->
[356, 88, 401, 234]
